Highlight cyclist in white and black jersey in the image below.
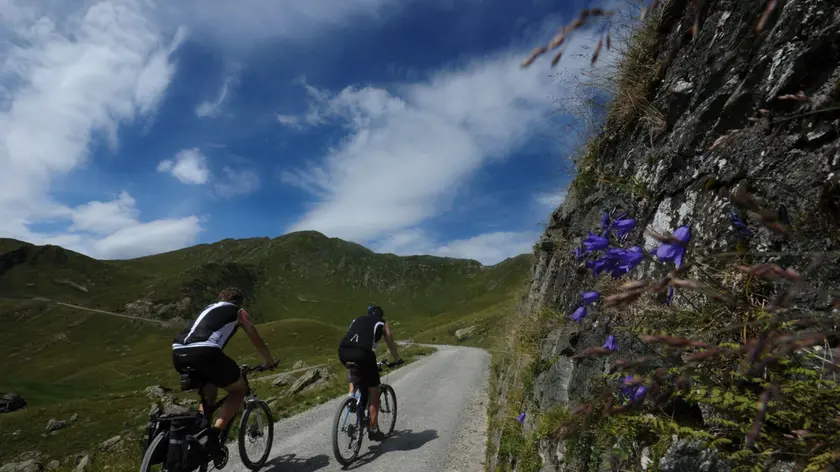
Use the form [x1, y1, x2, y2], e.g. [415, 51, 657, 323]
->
[171, 286, 276, 459]
[338, 305, 402, 441]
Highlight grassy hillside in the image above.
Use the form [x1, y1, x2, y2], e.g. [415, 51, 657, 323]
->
[0, 231, 532, 465]
[0, 231, 532, 327]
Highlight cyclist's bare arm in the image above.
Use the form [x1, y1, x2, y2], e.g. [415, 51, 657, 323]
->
[237, 308, 275, 367]
[384, 321, 401, 361]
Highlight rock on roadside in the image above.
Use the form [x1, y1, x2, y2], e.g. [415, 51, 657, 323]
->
[45, 419, 66, 432]
[288, 368, 330, 395]
[74, 456, 90, 472]
[0, 460, 41, 472]
[272, 373, 294, 387]
[455, 325, 477, 342]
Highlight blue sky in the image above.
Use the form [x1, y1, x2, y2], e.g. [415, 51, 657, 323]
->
[0, 0, 623, 264]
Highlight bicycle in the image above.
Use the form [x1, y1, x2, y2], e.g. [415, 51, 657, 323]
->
[139, 362, 278, 472]
[331, 359, 401, 466]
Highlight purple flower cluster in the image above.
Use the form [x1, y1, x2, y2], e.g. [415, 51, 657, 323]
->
[574, 209, 644, 280]
[619, 375, 648, 404]
[654, 225, 691, 268]
[728, 209, 753, 240]
[568, 208, 641, 353]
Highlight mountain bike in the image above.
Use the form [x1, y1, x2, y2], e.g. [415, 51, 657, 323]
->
[139, 362, 278, 472]
[331, 359, 401, 466]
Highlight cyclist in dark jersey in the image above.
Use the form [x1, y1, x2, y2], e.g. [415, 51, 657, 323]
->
[338, 305, 402, 441]
[171, 286, 276, 458]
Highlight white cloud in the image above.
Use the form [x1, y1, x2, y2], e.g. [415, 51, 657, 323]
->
[536, 188, 568, 207]
[283, 30, 607, 243]
[214, 166, 261, 198]
[154, 0, 428, 49]
[195, 77, 231, 118]
[436, 231, 537, 264]
[70, 191, 139, 235]
[276, 113, 300, 127]
[92, 216, 203, 259]
[157, 148, 211, 184]
[374, 229, 537, 265]
[0, 0, 202, 259]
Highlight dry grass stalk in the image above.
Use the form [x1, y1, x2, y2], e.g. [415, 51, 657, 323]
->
[745, 386, 775, 449]
[520, 7, 616, 68]
[777, 90, 811, 102]
[756, 0, 778, 33]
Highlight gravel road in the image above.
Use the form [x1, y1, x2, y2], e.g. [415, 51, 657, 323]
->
[226, 344, 490, 472]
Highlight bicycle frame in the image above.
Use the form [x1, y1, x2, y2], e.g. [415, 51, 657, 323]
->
[189, 364, 265, 442]
[341, 361, 395, 436]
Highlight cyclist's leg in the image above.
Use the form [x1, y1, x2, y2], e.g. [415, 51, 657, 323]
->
[338, 346, 360, 397]
[368, 386, 381, 429]
[214, 378, 246, 429]
[200, 384, 217, 416]
[361, 351, 382, 436]
[204, 349, 245, 430]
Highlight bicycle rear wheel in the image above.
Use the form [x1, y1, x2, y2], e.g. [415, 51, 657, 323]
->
[332, 397, 363, 466]
[238, 400, 274, 470]
[378, 384, 397, 437]
[139, 432, 209, 472]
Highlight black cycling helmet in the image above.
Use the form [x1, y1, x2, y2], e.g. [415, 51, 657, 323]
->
[368, 305, 384, 318]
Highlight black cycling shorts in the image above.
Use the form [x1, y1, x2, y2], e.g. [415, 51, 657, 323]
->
[338, 346, 380, 389]
[172, 346, 241, 388]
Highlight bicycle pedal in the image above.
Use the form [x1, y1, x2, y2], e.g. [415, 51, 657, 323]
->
[213, 445, 229, 469]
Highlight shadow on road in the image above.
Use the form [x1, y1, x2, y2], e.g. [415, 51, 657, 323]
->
[343, 429, 439, 470]
[263, 453, 330, 472]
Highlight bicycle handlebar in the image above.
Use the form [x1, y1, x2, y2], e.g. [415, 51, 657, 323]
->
[240, 361, 280, 375]
[377, 359, 405, 370]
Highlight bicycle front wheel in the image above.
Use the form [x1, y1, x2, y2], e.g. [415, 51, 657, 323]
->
[238, 400, 274, 470]
[332, 397, 363, 466]
[378, 384, 397, 437]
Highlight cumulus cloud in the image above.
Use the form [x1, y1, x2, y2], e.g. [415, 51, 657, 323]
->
[0, 0, 202, 258]
[70, 191, 140, 235]
[92, 216, 203, 259]
[157, 148, 211, 184]
[374, 229, 537, 265]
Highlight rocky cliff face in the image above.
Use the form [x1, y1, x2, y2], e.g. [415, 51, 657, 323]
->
[489, 0, 840, 471]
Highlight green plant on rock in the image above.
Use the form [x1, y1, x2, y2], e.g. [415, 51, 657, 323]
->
[544, 188, 840, 471]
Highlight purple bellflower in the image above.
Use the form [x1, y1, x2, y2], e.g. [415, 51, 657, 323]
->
[583, 232, 610, 253]
[600, 211, 611, 231]
[581, 291, 601, 305]
[655, 225, 691, 267]
[516, 412, 526, 424]
[602, 335, 618, 351]
[619, 375, 648, 404]
[570, 306, 587, 322]
[728, 210, 753, 239]
[610, 218, 637, 240]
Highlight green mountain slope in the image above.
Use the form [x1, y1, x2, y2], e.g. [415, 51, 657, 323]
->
[0, 231, 532, 464]
[0, 230, 533, 328]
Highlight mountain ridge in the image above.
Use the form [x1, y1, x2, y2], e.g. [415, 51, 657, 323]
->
[0, 230, 534, 326]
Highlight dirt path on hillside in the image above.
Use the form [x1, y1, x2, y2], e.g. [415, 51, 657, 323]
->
[31, 298, 171, 326]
